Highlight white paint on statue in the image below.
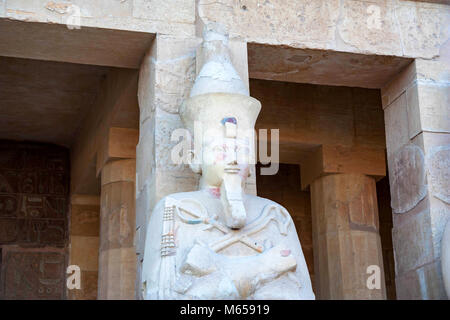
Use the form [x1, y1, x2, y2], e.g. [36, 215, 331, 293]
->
[141, 27, 315, 300]
[189, 26, 249, 97]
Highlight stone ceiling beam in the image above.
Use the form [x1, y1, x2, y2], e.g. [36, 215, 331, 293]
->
[0, 19, 154, 69]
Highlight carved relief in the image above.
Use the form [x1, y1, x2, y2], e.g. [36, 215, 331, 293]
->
[427, 146, 450, 204]
[0, 143, 68, 246]
[0, 142, 69, 300]
[390, 145, 427, 214]
[1, 249, 65, 299]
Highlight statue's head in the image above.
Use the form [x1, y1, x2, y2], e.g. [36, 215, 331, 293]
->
[180, 93, 261, 229]
[180, 26, 261, 229]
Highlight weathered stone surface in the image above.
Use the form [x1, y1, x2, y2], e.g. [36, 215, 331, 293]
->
[100, 159, 136, 185]
[392, 209, 433, 275]
[384, 93, 410, 156]
[396, 3, 449, 59]
[133, 0, 195, 24]
[96, 128, 138, 176]
[1, 0, 448, 61]
[68, 270, 98, 300]
[2, 0, 196, 36]
[0, 141, 69, 247]
[389, 145, 427, 214]
[427, 146, 450, 204]
[1, 248, 65, 300]
[136, 119, 155, 195]
[100, 181, 135, 251]
[198, 0, 449, 59]
[248, 44, 411, 89]
[68, 195, 100, 300]
[0, 19, 154, 69]
[395, 259, 447, 300]
[98, 159, 136, 300]
[70, 235, 99, 271]
[70, 204, 99, 237]
[98, 247, 136, 300]
[138, 35, 198, 123]
[405, 83, 423, 139]
[415, 59, 450, 83]
[338, 0, 402, 56]
[199, 0, 340, 48]
[406, 81, 450, 139]
[381, 61, 417, 109]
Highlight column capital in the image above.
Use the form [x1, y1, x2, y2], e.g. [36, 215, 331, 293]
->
[101, 159, 136, 186]
[96, 127, 138, 177]
[300, 144, 386, 190]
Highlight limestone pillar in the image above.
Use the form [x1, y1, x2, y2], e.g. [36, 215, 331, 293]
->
[96, 127, 138, 300]
[135, 34, 253, 298]
[382, 59, 449, 299]
[310, 173, 386, 299]
[98, 159, 136, 299]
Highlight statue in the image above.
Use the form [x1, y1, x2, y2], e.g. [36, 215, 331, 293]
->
[141, 27, 315, 300]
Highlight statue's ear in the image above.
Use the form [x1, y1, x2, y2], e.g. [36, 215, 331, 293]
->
[187, 150, 202, 174]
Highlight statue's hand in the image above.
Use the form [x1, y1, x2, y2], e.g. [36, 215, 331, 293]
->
[180, 243, 298, 299]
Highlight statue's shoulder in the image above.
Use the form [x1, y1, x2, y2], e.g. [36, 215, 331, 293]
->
[244, 194, 289, 211]
[153, 191, 205, 210]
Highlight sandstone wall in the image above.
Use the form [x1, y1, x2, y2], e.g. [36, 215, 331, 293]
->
[382, 60, 449, 299]
[1, 0, 448, 60]
[68, 195, 100, 300]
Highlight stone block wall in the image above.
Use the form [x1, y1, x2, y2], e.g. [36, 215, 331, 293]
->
[68, 195, 100, 300]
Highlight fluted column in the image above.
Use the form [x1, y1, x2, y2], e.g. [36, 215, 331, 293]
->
[310, 173, 386, 299]
[98, 159, 136, 299]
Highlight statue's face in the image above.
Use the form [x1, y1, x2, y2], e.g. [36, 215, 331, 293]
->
[190, 121, 253, 229]
[201, 129, 251, 187]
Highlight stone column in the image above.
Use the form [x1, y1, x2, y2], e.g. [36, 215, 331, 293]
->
[382, 59, 449, 299]
[310, 173, 386, 299]
[96, 127, 138, 300]
[98, 159, 136, 299]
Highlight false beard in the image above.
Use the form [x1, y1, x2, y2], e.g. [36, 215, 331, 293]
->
[220, 168, 246, 229]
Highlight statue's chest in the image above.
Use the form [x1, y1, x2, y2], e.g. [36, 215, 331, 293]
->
[162, 196, 291, 258]
[155, 196, 298, 299]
